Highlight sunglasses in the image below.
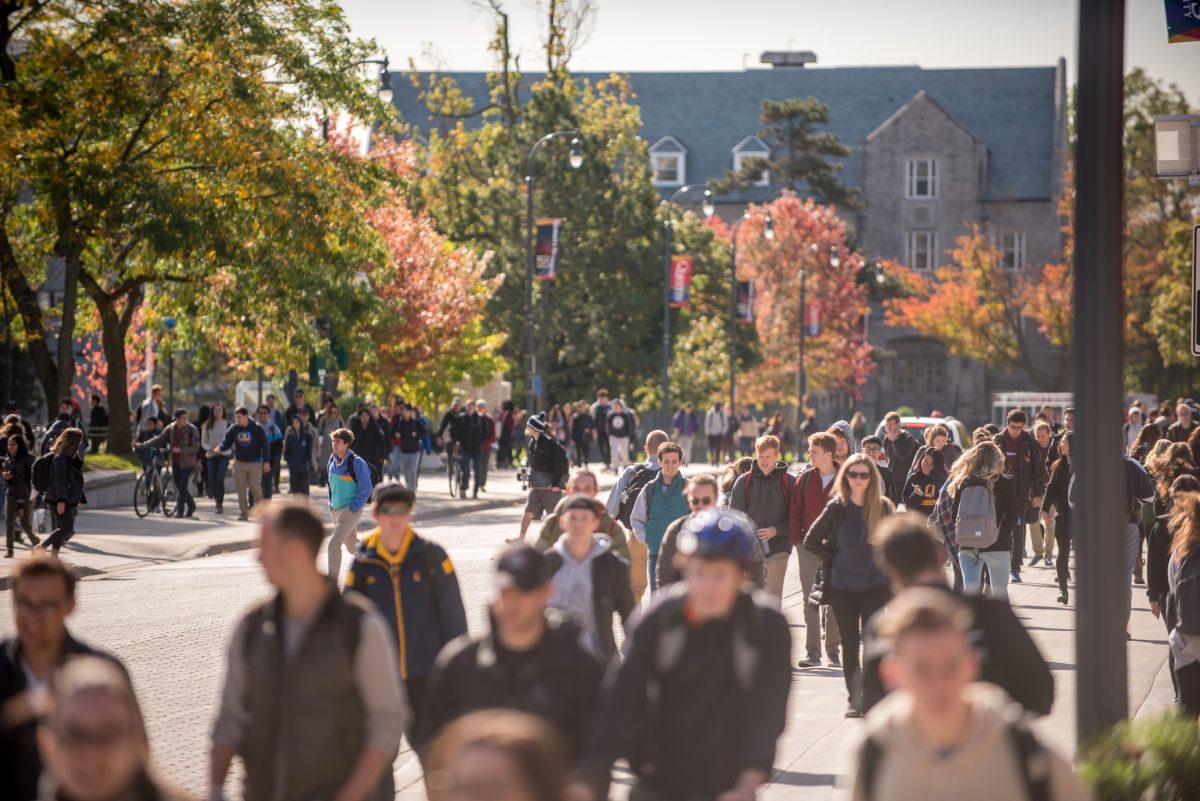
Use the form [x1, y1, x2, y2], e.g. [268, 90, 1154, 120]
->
[377, 505, 411, 517]
[846, 471, 871, 480]
[689, 495, 715, 507]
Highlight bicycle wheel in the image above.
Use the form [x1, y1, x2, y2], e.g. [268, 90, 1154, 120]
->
[133, 473, 153, 518]
[447, 453, 459, 498]
[160, 472, 179, 517]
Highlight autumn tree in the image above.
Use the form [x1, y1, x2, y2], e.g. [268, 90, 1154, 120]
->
[731, 193, 874, 406]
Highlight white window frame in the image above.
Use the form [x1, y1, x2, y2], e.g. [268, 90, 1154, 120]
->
[905, 231, 938, 271]
[731, 136, 770, 187]
[999, 231, 1026, 271]
[649, 136, 687, 187]
[906, 157, 939, 199]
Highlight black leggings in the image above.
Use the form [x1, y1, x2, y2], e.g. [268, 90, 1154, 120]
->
[43, 504, 77, 551]
[1055, 519, 1072, 587]
[572, 438, 589, 467]
[828, 585, 891, 706]
[1176, 661, 1200, 717]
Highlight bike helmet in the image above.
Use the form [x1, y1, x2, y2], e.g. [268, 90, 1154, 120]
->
[676, 509, 758, 566]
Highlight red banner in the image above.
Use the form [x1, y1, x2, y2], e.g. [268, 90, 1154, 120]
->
[669, 255, 693, 308]
[805, 300, 823, 337]
[535, 218, 562, 281]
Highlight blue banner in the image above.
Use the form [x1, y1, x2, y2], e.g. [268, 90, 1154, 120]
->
[1165, 0, 1200, 42]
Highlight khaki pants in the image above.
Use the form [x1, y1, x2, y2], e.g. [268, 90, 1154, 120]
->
[233, 461, 264, 518]
[628, 536, 648, 604]
[328, 505, 364, 579]
[1029, 514, 1055, 560]
[797, 546, 841, 658]
[763, 551, 790, 600]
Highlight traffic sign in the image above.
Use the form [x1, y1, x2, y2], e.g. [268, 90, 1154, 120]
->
[533, 374, 542, 396]
[1193, 224, 1200, 357]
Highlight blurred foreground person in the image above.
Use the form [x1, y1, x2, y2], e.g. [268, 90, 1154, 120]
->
[425, 710, 570, 801]
[36, 656, 182, 801]
[572, 509, 791, 801]
[209, 503, 407, 801]
[847, 589, 1091, 801]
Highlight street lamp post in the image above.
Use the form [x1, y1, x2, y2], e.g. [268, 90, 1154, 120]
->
[322, 56, 393, 142]
[798, 242, 840, 409]
[662, 185, 714, 418]
[525, 131, 583, 413]
[728, 212, 773, 416]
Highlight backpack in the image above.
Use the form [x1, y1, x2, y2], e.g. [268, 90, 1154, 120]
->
[652, 587, 770, 693]
[617, 463, 659, 527]
[31, 453, 54, 494]
[856, 720, 1049, 801]
[1173, 556, 1200, 636]
[954, 483, 1000, 550]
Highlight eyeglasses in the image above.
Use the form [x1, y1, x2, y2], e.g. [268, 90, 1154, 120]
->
[846, 471, 871, 480]
[377, 505, 411, 517]
[689, 495, 715, 508]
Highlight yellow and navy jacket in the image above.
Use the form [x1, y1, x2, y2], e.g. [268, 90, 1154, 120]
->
[345, 527, 467, 680]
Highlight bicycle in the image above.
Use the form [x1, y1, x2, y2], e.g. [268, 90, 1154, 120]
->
[133, 447, 178, 518]
[446, 442, 464, 498]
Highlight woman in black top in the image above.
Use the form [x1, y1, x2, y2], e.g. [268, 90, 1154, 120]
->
[42, 427, 87, 556]
[1041, 432, 1074, 604]
[902, 449, 946, 518]
[2, 434, 39, 555]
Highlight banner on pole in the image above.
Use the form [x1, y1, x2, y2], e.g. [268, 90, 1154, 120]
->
[535, 218, 562, 281]
[736, 281, 755, 324]
[1165, 1, 1200, 42]
[670, 255, 694, 308]
[806, 300, 823, 337]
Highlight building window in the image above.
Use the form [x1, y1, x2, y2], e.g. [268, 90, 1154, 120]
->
[1000, 231, 1026, 271]
[895, 354, 947, 401]
[649, 136, 686, 187]
[905, 231, 938, 271]
[732, 136, 770, 187]
[906, 158, 939, 198]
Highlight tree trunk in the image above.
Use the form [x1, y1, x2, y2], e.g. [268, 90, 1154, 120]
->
[51, 200, 84, 403]
[0, 227, 59, 406]
[92, 286, 141, 455]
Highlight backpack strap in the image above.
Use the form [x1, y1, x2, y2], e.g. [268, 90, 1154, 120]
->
[1008, 720, 1050, 801]
[856, 735, 884, 801]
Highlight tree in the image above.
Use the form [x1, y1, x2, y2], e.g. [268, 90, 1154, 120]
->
[712, 98, 859, 209]
[882, 226, 1071, 390]
[730, 192, 874, 405]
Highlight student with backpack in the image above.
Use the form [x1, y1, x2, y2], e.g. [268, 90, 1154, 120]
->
[1040, 432, 1074, 604]
[38, 428, 87, 557]
[2, 433, 39, 555]
[629, 441, 690, 594]
[847, 589, 1089, 801]
[572, 509, 792, 801]
[804, 454, 895, 717]
[605, 430, 670, 603]
[932, 443, 1017, 600]
[729, 435, 793, 599]
[790, 432, 843, 668]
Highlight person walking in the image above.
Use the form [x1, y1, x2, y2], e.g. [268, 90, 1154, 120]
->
[510, 415, 570, 545]
[569, 401, 594, 468]
[992, 409, 1044, 585]
[862, 436, 899, 505]
[629, 441, 690, 594]
[144, 409, 200, 518]
[548, 404, 569, 447]
[351, 406, 388, 484]
[604, 399, 635, 472]
[571, 509, 792, 801]
[1167, 402, 1198, 443]
[722, 402, 738, 462]
[704, 401, 727, 466]
[1164, 490, 1200, 714]
[1041, 432, 1074, 604]
[1, 558, 128, 800]
[901, 449, 947, 519]
[346, 483, 467, 752]
[212, 407, 269, 521]
[283, 414, 314, 499]
[201, 402, 232, 514]
[390, 404, 427, 490]
[862, 515, 1054, 717]
[285, 388, 316, 427]
[736, 406, 760, 457]
[589, 390, 612, 472]
[534, 470, 630, 559]
[3, 434, 39, 555]
[1122, 452, 1157, 632]
[790, 432, 843, 668]
[882, 412, 920, 483]
[1027, 421, 1060, 567]
[804, 454, 895, 717]
[605, 430, 669, 603]
[254, 405, 283, 501]
[210, 503, 407, 801]
[543, 494, 635, 664]
[729, 434, 793, 599]
[87, 392, 109, 453]
[40, 428, 87, 557]
[1125, 406, 1145, 455]
[476, 399, 496, 492]
[326, 428, 374, 581]
[672, 402, 699, 466]
[454, 400, 487, 499]
[845, 590, 1090, 801]
[497, 400, 516, 469]
[932, 443, 1017, 600]
[420, 545, 604, 761]
[265, 395, 287, 492]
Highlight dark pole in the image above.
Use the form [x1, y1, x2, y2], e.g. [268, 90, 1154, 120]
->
[663, 218, 672, 419]
[798, 267, 807, 408]
[729, 222, 740, 416]
[1073, 0, 1127, 742]
[168, 354, 174, 413]
[525, 170, 536, 414]
[2, 283, 11, 403]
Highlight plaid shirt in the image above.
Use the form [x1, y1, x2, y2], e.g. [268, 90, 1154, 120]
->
[930, 485, 959, 551]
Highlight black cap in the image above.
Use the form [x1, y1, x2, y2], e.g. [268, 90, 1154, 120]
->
[495, 545, 550, 592]
[174, 408, 188, 418]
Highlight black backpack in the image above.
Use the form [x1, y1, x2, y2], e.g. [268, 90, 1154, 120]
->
[32, 453, 54, 494]
[617, 464, 659, 527]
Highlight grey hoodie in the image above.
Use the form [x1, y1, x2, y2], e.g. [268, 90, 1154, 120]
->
[833, 420, 860, 454]
[549, 534, 612, 656]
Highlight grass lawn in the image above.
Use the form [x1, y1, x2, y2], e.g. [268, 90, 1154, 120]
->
[84, 452, 141, 473]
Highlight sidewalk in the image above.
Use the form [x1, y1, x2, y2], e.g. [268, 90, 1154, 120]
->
[0, 457, 634, 588]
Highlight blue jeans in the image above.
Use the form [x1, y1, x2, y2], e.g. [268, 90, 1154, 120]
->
[958, 549, 1011, 599]
[648, 554, 659, 594]
[206, 455, 229, 507]
[174, 465, 195, 516]
[460, 450, 483, 493]
[398, 451, 421, 490]
[388, 445, 404, 481]
[1125, 522, 1141, 627]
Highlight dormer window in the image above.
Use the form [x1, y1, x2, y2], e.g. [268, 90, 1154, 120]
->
[732, 136, 770, 187]
[650, 136, 686, 187]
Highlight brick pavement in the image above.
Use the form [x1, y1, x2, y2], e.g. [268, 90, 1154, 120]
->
[0, 497, 1176, 800]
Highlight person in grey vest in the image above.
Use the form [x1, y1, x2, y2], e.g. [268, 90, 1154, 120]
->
[210, 503, 407, 801]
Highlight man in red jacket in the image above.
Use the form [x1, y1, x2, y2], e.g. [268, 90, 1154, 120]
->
[789, 432, 842, 668]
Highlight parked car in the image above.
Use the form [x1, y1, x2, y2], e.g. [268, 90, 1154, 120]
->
[873, 416, 971, 450]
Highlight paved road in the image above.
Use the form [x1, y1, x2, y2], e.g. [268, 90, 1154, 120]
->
[0, 499, 1176, 800]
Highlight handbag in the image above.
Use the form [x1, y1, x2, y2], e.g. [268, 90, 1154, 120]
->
[1139, 499, 1157, 526]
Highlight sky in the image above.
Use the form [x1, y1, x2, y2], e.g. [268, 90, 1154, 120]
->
[339, 0, 1199, 102]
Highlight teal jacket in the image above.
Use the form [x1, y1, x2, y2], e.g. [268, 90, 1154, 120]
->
[640, 474, 690, 556]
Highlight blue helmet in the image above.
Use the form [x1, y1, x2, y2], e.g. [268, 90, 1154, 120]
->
[677, 509, 758, 566]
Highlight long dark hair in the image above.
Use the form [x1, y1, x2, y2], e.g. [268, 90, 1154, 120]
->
[6, 433, 30, 458]
[1130, 422, 1162, 461]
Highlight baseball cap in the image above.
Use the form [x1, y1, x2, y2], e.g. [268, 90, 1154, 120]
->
[495, 545, 550, 592]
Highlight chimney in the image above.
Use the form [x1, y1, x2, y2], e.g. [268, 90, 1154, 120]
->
[759, 51, 817, 68]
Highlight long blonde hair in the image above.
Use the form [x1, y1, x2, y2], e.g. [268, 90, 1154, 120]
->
[946, 442, 1005, 497]
[1170, 492, 1200, 562]
[833, 453, 893, 542]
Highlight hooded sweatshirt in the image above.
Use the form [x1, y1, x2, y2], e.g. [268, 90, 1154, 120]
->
[549, 534, 612, 656]
[832, 420, 860, 455]
[847, 684, 1092, 801]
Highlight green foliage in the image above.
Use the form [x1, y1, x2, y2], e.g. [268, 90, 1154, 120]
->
[1148, 221, 1198, 377]
[1077, 710, 1200, 801]
[83, 453, 141, 473]
[712, 97, 859, 209]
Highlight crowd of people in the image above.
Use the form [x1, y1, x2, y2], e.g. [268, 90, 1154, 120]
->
[6, 388, 1200, 801]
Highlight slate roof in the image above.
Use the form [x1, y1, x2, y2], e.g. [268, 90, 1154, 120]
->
[387, 66, 1059, 203]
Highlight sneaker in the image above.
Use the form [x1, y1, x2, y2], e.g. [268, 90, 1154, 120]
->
[797, 654, 821, 668]
[827, 652, 841, 667]
[29, 532, 40, 547]
[504, 537, 522, 546]
[237, 515, 248, 522]
[1010, 571, 1022, 584]
[845, 705, 863, 719]
[1044, 557, 1054, 567]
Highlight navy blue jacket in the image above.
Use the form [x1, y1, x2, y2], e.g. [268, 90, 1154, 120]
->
[219, 421, 270, 463]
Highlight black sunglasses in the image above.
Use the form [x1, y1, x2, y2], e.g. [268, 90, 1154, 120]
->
[846, 471, 871, 480]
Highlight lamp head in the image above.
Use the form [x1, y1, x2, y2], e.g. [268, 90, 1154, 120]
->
[702, 189, 715, 219]
[569, 137, 583, 169]
[377, 57, 393, 104]
[763, 216, 775, 241]
[830, 245, 841, 269]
